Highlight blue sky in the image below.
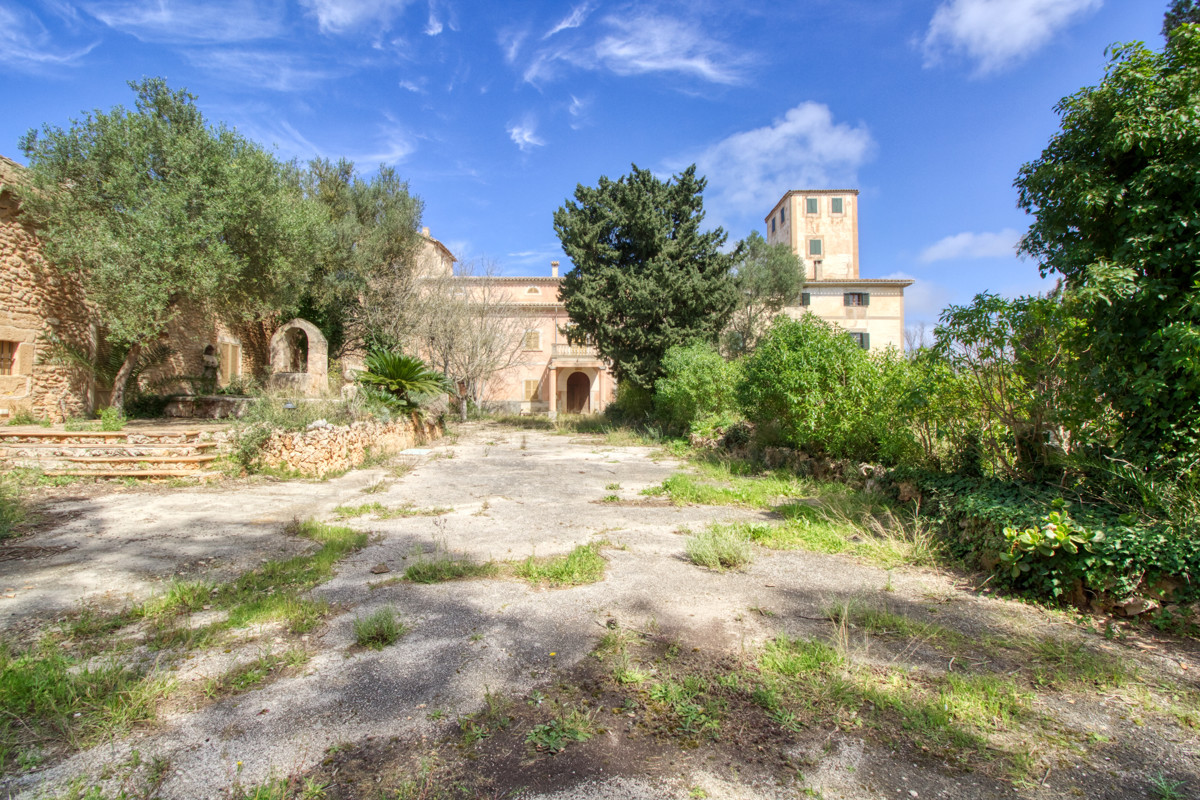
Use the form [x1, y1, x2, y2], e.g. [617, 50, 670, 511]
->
[1, 0, 1165, 328]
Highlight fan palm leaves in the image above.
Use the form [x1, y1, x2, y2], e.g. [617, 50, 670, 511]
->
[357, 350, 449, 411]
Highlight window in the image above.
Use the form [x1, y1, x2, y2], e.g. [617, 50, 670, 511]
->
[843, 292, 870, 307]
[780, 206, 786, 224]
[524, 379, 541, 401]
[525, 286, 541, 295]
[800, 292, 811, 307]
[831, 197, 844, 214]
[0, 341, 16, 376]
[770, 217, 776, 234]
[848, 331, 870, 349]
[809, 238, 823, 256]
[806, 197, 819, 214]
[523, 330, 542, 350]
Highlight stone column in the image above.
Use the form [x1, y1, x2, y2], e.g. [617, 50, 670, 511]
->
[547, 367, 557, 419]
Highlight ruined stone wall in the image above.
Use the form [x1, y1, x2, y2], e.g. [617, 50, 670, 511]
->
[0, 165, 94, 422]
[258, 417, 442, 477]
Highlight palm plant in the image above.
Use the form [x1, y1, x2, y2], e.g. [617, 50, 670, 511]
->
[37, 332, 173, 405]
[356, 351, 449, 412]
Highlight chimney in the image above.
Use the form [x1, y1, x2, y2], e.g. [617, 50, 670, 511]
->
[551, 260, 560, 278]
[421, 226, 430, 237]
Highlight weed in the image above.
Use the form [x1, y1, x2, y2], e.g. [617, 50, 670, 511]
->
[684, 525, 753, 571]
[515, 542, 606, 587]
[526, 706, 596, 753]
[360, 479, 389, 495]
[605, 483, 621, 491]
[353, 607, 406, 650]
[1150, 773, 1190, 800]
[403, 544, 499, 583]
[600, 494, 620, 503]
[332, 502, 451, 520]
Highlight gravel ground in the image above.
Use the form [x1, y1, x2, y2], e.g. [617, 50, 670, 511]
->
[2, 422, 1198, 800]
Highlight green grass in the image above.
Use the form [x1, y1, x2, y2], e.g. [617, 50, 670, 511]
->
[402, 547, 500, 584]
[0, 643, 173, 773]
[684, 525, 754, 571]
[0, 479, 26, 541]
[203, 649, 310, 698]
[332, 502, 451, 520]
[353, 607, 406, 650]
[515, 542, 607, 587]
[1, 519, 367, 775]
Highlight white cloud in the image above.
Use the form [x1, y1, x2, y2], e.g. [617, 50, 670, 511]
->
[424, 0, 442, 35]
[356, 116, 417, 165]
[882, 271, 954, 324]
[82, 0, 285, 42]
[299, 0, 414, 34]
[918, 228, 1021, 263]
[688, 102, 875, 224]
[186, 50, 340, 91]
[567, 93, 590, 129]
[498, 26, 527, 64]
[398, 78, 427, 93]
[507, 117, 546, 152]
[922, 0, 1102, 75]
[0, 5, 97, 70]
[237, 119, 325, 161]
[543, 2, 592, 39]
[593, 14, 746, 84]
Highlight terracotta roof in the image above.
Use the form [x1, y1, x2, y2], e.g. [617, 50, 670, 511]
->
[805, 278, 914, 287]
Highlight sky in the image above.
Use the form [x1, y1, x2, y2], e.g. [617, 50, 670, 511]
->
[1, 0, 1167, 329]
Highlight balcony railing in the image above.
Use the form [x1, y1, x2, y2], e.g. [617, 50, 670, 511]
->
[552, 343, 599, 358]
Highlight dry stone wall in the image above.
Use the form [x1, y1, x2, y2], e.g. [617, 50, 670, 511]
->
[258, 417, 442, 477]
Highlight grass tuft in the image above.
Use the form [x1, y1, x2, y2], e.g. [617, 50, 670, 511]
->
[684, 525, 753, 571]
[515, 542, 607, 587]
[353, 607, 406, 650]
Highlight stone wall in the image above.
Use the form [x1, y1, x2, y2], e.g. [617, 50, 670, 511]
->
[0, 157, 94, 421]
[258, 417, 442, 477]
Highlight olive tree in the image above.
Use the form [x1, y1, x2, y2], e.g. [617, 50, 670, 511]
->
[19, 78, 324, 408]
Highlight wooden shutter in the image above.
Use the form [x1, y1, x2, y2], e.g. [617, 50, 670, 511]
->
[862, 293, 870, 306]
[0, 342, 15, 376]
[524, 379, 540, 401]
[800, 292, 811, 307]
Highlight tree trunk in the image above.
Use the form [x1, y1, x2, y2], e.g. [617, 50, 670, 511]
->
[459, 394, 468, 423]
[109, 342, 142, 411]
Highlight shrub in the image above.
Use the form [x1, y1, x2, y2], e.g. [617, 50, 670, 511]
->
[604, 381, 654, 424]
[738, 315, 906, 463]
[98, 406, 126, 431]
[654, 341, 742, 436]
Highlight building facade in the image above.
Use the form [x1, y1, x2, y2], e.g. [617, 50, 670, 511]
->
[765, 189, 910, 350]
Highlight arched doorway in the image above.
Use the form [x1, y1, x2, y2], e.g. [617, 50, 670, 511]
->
[285, 328, 309, 372]
[566, 371, 590, 413]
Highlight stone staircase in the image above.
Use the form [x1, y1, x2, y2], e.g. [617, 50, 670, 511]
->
[0, 427, 226, 480]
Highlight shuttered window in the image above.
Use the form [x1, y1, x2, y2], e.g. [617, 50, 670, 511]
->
[0, 341, 16, 376]
[831, 197, 844, 214]
[809, 239, 822, 256]
[843, 292, 870, 306]
[800, 292, 811, 307]
[806, 197, 818, 214]
[524, 379, 540, 401]
[218, 341, 242, 385]
[523, 330, 541, 350]
[848, 331, 870, 349]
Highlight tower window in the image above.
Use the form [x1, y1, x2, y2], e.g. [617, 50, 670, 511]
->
[831, 197, 844, 214]
[806, 197, 819, 214]
[809, 239, 823, 256]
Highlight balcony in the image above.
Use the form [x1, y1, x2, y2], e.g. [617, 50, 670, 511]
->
[551, 343, 602, 362]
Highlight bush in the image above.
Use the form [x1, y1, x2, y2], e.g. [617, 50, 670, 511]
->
[230, 396, 359, 471]
[654, 341, 741, 436]
[738, 315, 910, 463]
[98, 406, 126, 431]
[604, 382, 654, 425]
[685, 525, 754, 571]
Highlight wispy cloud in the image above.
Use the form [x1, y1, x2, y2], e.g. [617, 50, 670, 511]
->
[498, 26, 527, 64]
[0, 5, 98, 71]
[593, 14, 746, 84]
[424, 0, 442, 35]
[567, 94, 590, 129]
[300, 0, 415, 35]
[82, 0, 285, 42]
[519, 12, 747, 87]
[356, 115, 417, 165]
[686, 102, 875, 227]
[398, 77, 427, 93]
[922, 0, 1102, 75]
[543, 2, 591, 39]
[918, 229, 1021, 263]
[505, 246, 561, 268]
[186, 50, 341, 91]
[507, 116, 546, 152]
[236, 118, 326, 161]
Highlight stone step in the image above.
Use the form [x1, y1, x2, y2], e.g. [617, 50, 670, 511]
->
[61, 455, 220, 465]
[0, 430, 204, 445]
[43, 469, 223, 480]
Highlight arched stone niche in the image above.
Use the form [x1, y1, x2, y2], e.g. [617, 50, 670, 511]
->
[267, 318, 328, 396]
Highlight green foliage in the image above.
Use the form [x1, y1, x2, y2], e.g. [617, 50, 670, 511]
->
[653, 342, 741, 436]
[20, 78, 325, 408]
[738, 315, 912, 463]
[300, 158, 424, 353]
[1163, 0, 1200, 40]
[37, 332, 172, 410]
[98, 407, 125, 431]
[554, 164, 739, 390]
[1014, 31, 1200, 476]
[999, 500, 1106, 597]
[525, 707, 595, 754]
[0, 477, 26, 541]
[934, 292, 1086, 478]
[355, 351, 448, 413]
[723, 230, 804, 356]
